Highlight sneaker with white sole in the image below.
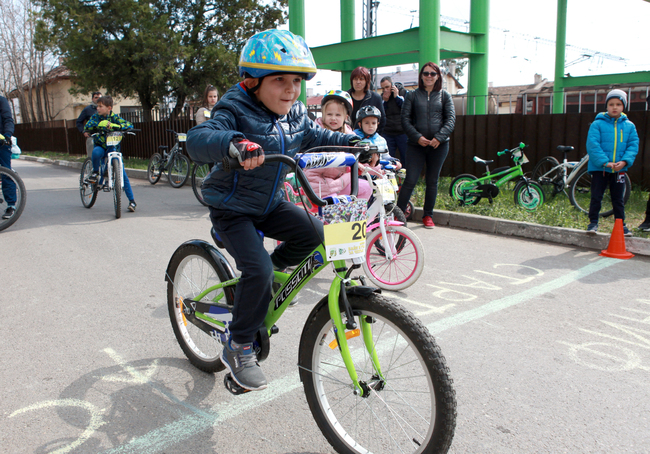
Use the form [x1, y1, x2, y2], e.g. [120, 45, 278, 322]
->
[221, 339, 267, 391]
[638, 221, 650, 232]
[623, 225, 632, 237]
[586, 222, 598, 234]
[127, 201, 137, 212]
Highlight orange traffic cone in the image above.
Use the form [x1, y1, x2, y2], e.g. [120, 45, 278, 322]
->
[600, 218, 634, 259]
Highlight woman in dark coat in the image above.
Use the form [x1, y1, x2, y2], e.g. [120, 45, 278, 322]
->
[347, 66, 386, 134]
[397, 62, 455, 229]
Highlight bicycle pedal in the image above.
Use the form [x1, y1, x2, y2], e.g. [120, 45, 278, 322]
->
[223, 373, 251, 395]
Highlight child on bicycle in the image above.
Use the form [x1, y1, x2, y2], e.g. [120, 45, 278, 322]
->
[354, 105, 401, 172]
[305, 90, 372, 199]
[585, 89, 639, 235]
[84, 95, 137, 212]
[186, 29, 358, 392]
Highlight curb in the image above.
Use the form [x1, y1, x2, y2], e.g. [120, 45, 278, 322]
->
[19, 155, 650, 257]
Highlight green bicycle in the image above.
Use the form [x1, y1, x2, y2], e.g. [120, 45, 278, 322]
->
[449, 142, 545, 211]
[166, 149, 456, 454]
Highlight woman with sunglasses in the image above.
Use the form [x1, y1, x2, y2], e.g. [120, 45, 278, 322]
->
[397, 62, 455, 229]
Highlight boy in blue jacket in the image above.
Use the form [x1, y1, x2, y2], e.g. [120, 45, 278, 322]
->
[585, 89, 639, 235]
[186, 29, 356, 392]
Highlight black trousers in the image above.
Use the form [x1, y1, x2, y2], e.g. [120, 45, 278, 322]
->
[209, 200, 324, 343]
[588, 171, 626, 222]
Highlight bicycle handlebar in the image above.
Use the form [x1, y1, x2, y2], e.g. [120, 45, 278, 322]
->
[222, 148, 364, 207]
[497, 142, 527, 157]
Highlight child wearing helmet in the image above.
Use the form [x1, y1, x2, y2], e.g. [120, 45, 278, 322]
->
[354, 105, 401, 171]
[186, 29, 357, 392]
[304, 90, 372, 199]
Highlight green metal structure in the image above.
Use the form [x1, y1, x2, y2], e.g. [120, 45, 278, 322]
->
[288, 0, 649, 115]
[289, 0, 490, 114]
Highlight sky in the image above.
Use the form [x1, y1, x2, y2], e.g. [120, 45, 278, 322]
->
[284, 0, 650, 95]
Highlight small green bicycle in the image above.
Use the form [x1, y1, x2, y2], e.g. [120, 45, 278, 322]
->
[449, 142, 545, 211]
[166, 148, 456, 454]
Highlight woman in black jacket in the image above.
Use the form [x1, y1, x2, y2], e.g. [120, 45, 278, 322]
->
[397, 62, 455, 229]
[348, 66, 386, 133]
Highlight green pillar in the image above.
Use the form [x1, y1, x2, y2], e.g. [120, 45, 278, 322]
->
[289, 0, 307, 104]
[553, 0, 568, 113]
[467, 0, 489, 115]
[419, 0, 440, 67]
[340, 0, 355, 90]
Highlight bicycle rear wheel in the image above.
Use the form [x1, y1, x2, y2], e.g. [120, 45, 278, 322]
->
[568, 168, 631, 218]
[191, 163, 211, 207]
[167, 243, 235, 373]
[168, 154, 190, 188]
[363, 225, 424, 291]
[112, 160, 122, 219]
[299, 292, 456, 454]
[79, 158, 98, 209]
[147, 153, 163, 184]
[531, 156, 562, 199]
[0, 166, 27, 232]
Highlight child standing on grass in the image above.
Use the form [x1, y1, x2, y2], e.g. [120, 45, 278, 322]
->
[585, 89, 639, 236]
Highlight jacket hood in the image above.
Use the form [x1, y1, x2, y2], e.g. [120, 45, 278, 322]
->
[594, 112, 629, 124]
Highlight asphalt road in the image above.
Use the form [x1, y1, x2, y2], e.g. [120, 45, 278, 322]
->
[2, 159, 650, 454]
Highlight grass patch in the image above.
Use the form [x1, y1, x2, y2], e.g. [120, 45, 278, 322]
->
[412, 176, 650, 238]
[22, 151, 150, 170]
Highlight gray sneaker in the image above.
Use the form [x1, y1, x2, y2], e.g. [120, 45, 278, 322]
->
[222, 339, 267, 391]
[586, 222, 598, 234]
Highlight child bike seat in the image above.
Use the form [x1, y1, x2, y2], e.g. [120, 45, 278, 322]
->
[556, 145, 574, 153]
[158, 145, 169, 151]
[473, 157, 494, 166]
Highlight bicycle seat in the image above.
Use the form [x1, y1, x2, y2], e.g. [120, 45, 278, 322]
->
[556, 145, 574, 153]
[473, 157, 494, 166]
[159, 145, 169, 151]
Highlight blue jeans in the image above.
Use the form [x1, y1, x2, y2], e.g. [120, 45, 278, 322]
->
[588, 171, 626, 222]
[382, 133, 408, 169]
[0, 144, 16, 206]
[397, 141, 449, 218]
[209, 200, 324, 344]
[92, 146, 135, 202]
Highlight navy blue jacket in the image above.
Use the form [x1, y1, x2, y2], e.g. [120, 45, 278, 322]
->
[76, 103, 97, 133]
[0, 96, 15, 139]
[187, 83, 355, 216]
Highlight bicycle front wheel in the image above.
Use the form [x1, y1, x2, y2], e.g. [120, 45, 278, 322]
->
[168, 154, 190, 188]
[191, 163, 211, 207]
[514, 180, 544, 211]
[531, 156, 562, 199]
[79, 158, 98, 209]
[299, 293, 456, 454]
[569, 168, 631, 218]
[363, 225, 424, 291]
[167, 243, 234, 372]
[147, 153, 163, 184]
[112, 159, 122, 219]
[0, 166, 27, 232]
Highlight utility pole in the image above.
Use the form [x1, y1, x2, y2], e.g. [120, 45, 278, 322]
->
[362, 0, 380, 88]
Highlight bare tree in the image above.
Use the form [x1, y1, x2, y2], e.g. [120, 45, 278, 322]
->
[0, 0, 56, 123]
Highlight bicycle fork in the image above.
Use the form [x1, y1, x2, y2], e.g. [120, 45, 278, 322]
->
[327, 263, 384, 397]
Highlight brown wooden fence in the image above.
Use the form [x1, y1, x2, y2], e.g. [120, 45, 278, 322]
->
[14, 111, 650, 188]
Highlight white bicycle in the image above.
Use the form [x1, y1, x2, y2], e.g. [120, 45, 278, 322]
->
[79, 130, 137, 219]
[532, 145, 631, 217]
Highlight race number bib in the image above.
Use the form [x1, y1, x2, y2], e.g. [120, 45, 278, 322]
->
[177, 134, 187, 142]
[376, 178, 396, 202]
[319, 196, 368, 260]
[106, 135, 123, 146]
[324, 220, 367, 260]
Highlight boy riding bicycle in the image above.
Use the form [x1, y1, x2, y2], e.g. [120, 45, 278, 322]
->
[84, 95, 137, 212]
[186, 29, 358, 391]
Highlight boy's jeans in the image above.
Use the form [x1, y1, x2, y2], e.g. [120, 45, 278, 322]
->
[588, 171, 626, 222]
[0, 144, 16, 206]
[209, 200, 324, 344]
[91, 145, 135, 202]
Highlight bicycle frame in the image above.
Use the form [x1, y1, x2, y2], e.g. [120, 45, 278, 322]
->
[168, 150, 384, 396]
[97, 151, 124, 191]
[461, 163, 524, 197]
